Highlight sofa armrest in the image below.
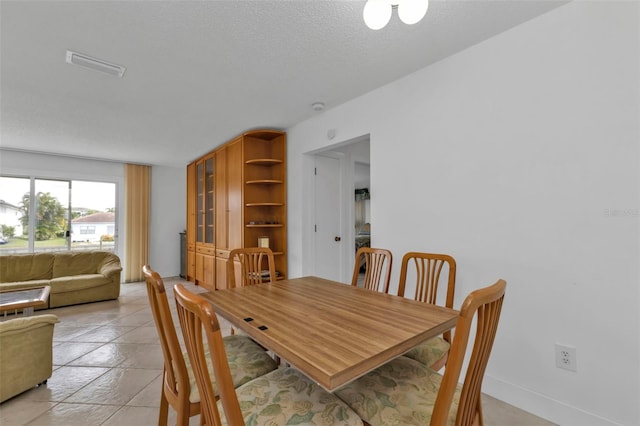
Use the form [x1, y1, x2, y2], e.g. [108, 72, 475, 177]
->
[100, 264, 123, 278]
[0, 314, 59, 335]
[98, 254, 123, 278]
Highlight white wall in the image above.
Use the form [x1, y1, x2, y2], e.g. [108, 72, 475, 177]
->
[287, 2, 639, 425]
[150, 165, 185, 277]
[0, 150, 185, 278]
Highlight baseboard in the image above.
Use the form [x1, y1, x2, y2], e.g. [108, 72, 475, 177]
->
[482, 374, 622, 426]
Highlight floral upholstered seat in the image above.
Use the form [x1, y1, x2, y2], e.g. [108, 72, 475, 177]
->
[335, 356, 461, 426]
[184, 334, 278, 402]
[220, 367, 363, 426]
[403, 335, 451, 371]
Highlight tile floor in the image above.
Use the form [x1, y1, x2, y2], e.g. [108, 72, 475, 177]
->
[0, 278, 556, 426]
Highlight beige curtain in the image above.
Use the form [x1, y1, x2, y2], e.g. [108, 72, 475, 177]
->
[124, 164, 150, 282]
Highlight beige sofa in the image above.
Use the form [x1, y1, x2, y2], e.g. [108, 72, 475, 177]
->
[0, 314, 59, 402]
[0, 251, 122, 309]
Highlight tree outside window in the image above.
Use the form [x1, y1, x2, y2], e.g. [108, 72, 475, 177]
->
[20, 192, 67, 241]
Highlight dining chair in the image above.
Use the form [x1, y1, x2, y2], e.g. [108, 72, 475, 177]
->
[227, 247, 276, 288]
[142, 265, 277, 426]
[351, 247, 393, 293]
[397, 252, 457, 370]
[335, 279, 506, 426]
[173, 283, 364, 426]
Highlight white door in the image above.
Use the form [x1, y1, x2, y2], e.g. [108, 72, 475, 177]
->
[313, 155, 344, 282]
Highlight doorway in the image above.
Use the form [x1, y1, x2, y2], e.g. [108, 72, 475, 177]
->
[310, 135, 370, 283]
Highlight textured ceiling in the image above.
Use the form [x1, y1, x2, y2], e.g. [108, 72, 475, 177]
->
[0, 0, 568, 167]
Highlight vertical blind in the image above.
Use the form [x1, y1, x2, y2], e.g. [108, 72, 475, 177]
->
[124, 164, 150, 282]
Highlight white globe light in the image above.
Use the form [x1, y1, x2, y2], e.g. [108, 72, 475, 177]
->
[397, 0, 429, 25]
[363, 0, 393, 30]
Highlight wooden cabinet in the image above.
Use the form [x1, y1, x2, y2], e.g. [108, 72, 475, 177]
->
[186, 129, 287, 290]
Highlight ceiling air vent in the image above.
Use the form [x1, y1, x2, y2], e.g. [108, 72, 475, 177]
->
[65, 50, 126, 78]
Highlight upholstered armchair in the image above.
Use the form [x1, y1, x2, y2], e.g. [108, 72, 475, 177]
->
[0, 314, 59, 402]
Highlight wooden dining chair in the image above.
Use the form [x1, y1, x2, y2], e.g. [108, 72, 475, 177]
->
[173, 283, 364, 426]
[227, 247, 276, 288]
[351, 247, 393, 293]
[397, 252, 457, 370]
[335, 279, 506, 426]
[142, 265, 277, 426]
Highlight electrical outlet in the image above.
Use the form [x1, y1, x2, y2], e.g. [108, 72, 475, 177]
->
[555, 344, 577, 372]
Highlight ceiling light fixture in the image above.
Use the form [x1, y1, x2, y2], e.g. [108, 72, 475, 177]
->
[65, 50, 126, 78]
[363, 0, 429, 30]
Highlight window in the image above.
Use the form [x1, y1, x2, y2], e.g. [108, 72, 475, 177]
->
[0, 176, 117, 255]
[79, 226, 96, 235]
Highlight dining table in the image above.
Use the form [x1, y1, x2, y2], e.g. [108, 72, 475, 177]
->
[200, 275, 458, 392]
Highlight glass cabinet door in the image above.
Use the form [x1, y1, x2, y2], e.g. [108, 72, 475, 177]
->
[205, 156, 214, 244]
[196, 161, 204, 243]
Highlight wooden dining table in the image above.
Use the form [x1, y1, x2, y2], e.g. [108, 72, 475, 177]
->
[200, 275, 458, 392]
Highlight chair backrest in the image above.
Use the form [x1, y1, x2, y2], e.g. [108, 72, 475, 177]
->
[142, 265, 191, 407]
[227, 247, 276, 288]
[173, 283, 245, 426]
[351, 247, 393, 293]
[397, 252, 456, 342]
[431, 279, 506, 426]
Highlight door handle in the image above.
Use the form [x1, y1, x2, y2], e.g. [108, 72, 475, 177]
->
[334, 236, 341, 242]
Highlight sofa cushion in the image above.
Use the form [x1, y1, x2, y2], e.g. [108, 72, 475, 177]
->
[52, 251, 109, 278]
[0, 253, 53, 283]
[50, 274, 112, 293]
[404, 336, 451, 370]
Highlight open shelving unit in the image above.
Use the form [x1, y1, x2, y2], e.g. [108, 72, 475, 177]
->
[242, 130, 287, 280]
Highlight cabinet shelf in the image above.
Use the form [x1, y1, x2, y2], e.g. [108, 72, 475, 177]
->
[246, 179, 283, 185]
[246, 224, 284, 228]
[245, 202, 284, 207]
[245, 159, 283, 166]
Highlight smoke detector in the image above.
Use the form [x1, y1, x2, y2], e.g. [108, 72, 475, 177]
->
[312, 102, 325, 112]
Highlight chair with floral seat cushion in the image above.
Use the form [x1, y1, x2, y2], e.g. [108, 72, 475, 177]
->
[142, 265, 277, 426]
[351, 247, 393, 293]
[335, 279, 506, 426]
[173, 283, 364, 426]
[397, 252, 456, 371]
